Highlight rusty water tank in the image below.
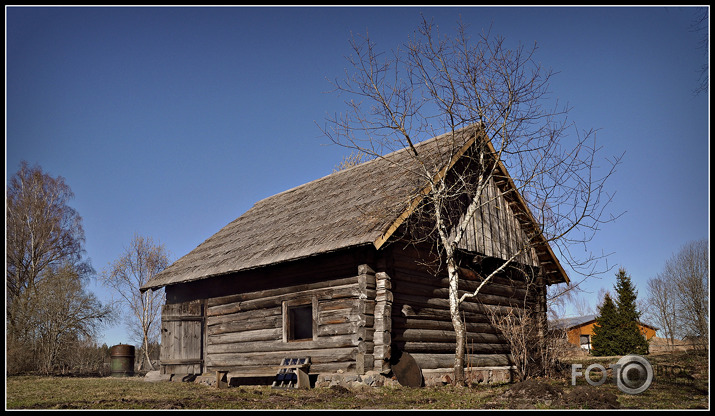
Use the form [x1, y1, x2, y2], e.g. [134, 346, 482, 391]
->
[110, 344, 135, 377]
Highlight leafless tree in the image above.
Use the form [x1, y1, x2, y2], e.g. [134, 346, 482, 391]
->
[6, 161, 110, 374]
[101, 234, 169, 370]
[690, 7, 708, 95]
[32, 262, 113, 374]
[666, 240, 709, 343]
[646, 275, 680, 350]
[321, 17, 621, 383]
[6, 161, 91, 339]
[646, 240, 709, 350]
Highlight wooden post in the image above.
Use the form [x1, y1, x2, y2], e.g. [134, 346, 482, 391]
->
[357, 264, 376, 375]
[216, 370, 228, 389]
[373, 271, 393, 374]
[295, 367, 311, 389]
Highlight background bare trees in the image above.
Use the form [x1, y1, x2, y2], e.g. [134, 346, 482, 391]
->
[321, 17, 620, 383]
[101, 234, 169, 370]
[646, 275, 679, 350]
[646, 239, 709, 349]
[7, 161, 113, 374]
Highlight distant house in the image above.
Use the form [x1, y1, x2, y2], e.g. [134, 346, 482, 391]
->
[552, 314, 658, 352]
[141, 124, 569, 385]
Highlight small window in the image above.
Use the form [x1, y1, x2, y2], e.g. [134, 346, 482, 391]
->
[289, 305, 313, 341]
[283, 299, 315, 342]
[580, 334, 591, 350]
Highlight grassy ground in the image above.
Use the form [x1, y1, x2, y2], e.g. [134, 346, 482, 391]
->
[6, 350, 709, 410]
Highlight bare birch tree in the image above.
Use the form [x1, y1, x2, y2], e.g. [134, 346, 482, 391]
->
[6, 161, 111, 374]
[101, 234, 169, 370]
[321, 18, 621, 383]
[6, 161, 91, 339]
[646, 276, 680, 350]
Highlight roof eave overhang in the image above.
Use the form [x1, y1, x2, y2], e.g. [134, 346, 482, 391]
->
[140, 241, 377, 293]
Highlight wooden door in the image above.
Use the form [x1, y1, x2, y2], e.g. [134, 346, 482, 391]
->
[160, 299, 204, 375]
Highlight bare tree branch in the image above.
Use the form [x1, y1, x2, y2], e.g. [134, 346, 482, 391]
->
[320, 16, 622, 383]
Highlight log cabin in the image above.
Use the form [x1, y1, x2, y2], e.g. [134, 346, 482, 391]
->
[140, 124, 570, 385]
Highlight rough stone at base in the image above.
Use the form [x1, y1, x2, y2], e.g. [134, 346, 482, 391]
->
[315, 371, 401, 388]
[143, 370, 172, 382]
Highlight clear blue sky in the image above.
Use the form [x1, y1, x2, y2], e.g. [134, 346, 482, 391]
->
[7, 6, 709, 346]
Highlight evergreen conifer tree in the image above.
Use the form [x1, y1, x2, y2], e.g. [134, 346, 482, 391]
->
[613, 268, 649, 355]
[591, 268, 649, 356]
[591, 293, 619, 356]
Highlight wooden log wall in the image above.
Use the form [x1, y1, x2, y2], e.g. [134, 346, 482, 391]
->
[387, 243, 543, 370]
[459, 174, 539, 267]
[202, 266, 377, 376]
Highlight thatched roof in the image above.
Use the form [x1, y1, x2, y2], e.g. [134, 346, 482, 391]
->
[142, 124, 567, 291]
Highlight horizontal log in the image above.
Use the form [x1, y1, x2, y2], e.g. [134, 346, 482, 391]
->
[391, 254, 539, 289]
[208, 328, 282, 345]
[207, 306, 281, 326]
[160, 358, 203, 365]
[410, 353, 513, 369]
[392, 316, 498, 334]
[162, 364, 202, 374]
[208, 284, 375, 317]
[320, 298, 376, 315]
[208, 276, 360, 308]
[393, 328, 504, 344]
[207, 335, 363, 355]
[319, 298, 360, 311]
[392, 260, 524, 289]
[392, 292, 519, 316]
[318, 308, 374, 327]
[393, 279, 526, 308]
[398, 341, 510, 354]
[316, 321, 362, 337]
[395, 305, 491, 324]
[206, 347, 358, 367]
[206, 361, 357, 376]
[207, 315, 282, 336]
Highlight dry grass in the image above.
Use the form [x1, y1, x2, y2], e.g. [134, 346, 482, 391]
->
[6, 350, 708, 410]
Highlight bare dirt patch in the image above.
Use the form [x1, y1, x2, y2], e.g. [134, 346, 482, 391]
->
[501, 379, 619, 409]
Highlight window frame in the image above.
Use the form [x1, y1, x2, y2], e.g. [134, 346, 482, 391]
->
[580, 334, 591, 351]
[282, 297, 317, 342]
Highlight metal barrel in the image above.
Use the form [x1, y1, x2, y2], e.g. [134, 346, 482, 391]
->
[110, 344, 135, 377]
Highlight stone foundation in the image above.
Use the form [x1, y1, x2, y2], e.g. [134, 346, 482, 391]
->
[315, 371, 401, 388]
[176, 365, 514, 388]
[422, 366, 514, 387]
[316, 366, 514, 388]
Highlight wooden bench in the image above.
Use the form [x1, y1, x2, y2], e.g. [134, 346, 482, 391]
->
[215, 358, 311, 389]
[271, 358, 311, 389]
